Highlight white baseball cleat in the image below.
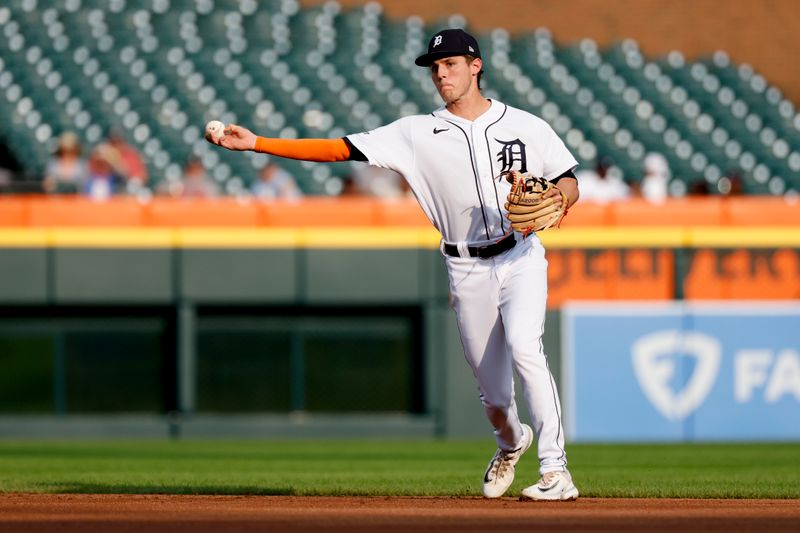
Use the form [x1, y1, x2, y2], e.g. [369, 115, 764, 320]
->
[520, 470, 579, 501]
[482, 423, 533, 498]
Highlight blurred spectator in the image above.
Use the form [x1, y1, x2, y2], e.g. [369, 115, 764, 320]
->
[0, 140, 19, 190]
[640, 152, 671, 203]
[0, 165, 11, 190]
[352, 162, 405, 198]
[575, 157, 630, 203]
[106, 128, 148, 188]
[251, 162, 302, 200]
[718, 169, 745, 196]
[175, 156, 219, 198]
[339, 175, 366, 197]
[399, 177, 415, 199]
[83, 143, 125, 201]
[688, 179, 711, 196]
[43, 131, 88, 194]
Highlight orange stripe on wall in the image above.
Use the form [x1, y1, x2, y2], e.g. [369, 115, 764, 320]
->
[0, 196, 797, 228]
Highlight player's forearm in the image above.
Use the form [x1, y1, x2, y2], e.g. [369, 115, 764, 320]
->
[253, 137, 351, 162]
[557, 177, 579, 207]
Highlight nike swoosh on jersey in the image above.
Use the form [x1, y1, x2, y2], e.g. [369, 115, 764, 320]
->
[433, 127, 449, 134]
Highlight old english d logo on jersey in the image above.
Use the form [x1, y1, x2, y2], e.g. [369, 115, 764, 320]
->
[495, 138, 528, 173]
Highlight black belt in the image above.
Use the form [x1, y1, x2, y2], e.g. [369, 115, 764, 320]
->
[443, 233, 516, 259]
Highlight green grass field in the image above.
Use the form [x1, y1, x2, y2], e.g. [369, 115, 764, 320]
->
[1, 440, 798, 498]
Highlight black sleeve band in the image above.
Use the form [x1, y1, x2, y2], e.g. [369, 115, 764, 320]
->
[551, 169, 577, 184]
[343, 137, 367, 162]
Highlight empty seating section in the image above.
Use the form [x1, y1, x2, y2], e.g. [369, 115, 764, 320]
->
[0, 0, 797, 196]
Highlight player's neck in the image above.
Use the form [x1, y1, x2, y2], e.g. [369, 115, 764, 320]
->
[445, 92, 491, 122]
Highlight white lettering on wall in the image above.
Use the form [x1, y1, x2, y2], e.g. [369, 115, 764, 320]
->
[735, 349, 800, 403]
[764, 350, 800, 403]
[734, 350, 772, 402]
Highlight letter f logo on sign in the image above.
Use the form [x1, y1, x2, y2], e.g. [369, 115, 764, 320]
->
[631, 330, 722, 421]
[433, 35, 443, 47]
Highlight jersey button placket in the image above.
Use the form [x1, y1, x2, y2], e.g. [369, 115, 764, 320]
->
[473, 124, 499, 237]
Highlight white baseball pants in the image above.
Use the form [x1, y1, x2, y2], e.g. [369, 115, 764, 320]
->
[444, 234, 568, 475]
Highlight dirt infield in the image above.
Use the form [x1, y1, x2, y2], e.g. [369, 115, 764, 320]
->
[2, 494, 799, 532]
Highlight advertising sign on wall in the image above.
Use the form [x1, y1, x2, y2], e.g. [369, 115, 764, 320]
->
[562, 302, 800, 441]
[546, 249, 800, 308]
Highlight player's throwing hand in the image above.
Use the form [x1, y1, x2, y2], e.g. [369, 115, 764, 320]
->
[205, 123, 257, 151]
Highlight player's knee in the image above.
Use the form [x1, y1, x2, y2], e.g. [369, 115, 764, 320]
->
[481, 392, 514, 416]
[480, 387, 513, 407]
[507, 333, 546, 361]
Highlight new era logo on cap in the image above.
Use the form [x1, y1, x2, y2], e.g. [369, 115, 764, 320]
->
[415, 28, 482, 66]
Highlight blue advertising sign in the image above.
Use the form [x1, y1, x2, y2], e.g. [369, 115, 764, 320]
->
[562, 303, 800, 442]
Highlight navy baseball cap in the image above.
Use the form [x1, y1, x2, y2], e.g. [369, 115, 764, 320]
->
[414, 28, 481, 67]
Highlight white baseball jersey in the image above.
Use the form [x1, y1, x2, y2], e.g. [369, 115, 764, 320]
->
[346, 99, 577, 246]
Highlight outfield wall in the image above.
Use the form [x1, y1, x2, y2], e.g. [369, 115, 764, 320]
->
[0, 197, 798, 439]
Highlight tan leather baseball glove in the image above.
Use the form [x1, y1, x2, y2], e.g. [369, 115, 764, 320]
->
[504, 170, 569, 236]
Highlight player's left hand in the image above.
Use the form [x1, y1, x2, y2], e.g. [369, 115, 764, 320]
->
[542, 184, 566, 208]
[504, 171, 569, 234]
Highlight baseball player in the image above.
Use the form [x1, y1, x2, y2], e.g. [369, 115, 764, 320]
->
[208, 28, 580, 501]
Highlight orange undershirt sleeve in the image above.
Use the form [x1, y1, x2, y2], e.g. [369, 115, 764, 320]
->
[253, 137, 351, 162]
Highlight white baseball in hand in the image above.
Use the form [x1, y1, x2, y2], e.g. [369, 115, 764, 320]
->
[205, 120, 225, 141]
